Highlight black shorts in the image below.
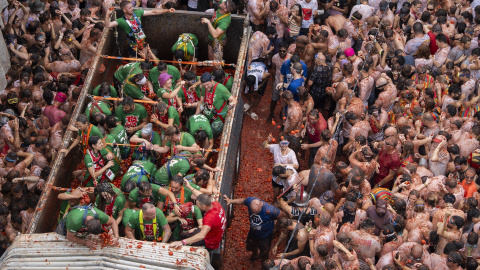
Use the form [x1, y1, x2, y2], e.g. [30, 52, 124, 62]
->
[246, 231, 273, 259]
[257, 81, 268, 96]
[272, 180, 284, 189]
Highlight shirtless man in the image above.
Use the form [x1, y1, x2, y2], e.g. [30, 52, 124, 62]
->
[374, 74, 398, 113]
[348, 219, 381, 263]
[380, 224, 403, 256]
[432, 193, 466, 230]
[436, 213, 464, 255]
[272, 218, 309, 259]
[342, 111, 372, 153]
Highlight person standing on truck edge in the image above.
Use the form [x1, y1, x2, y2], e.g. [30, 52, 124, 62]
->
[196, 72, 237, 137]
[170, 194, 226, 251]
[104, 1, 175, 57]
[201, 0, 235, 61]
[59, 114, 103, 156]
[223, 195, 286, 261]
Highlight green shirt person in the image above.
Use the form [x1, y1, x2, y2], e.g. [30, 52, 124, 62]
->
[151, 101, 180, 134]
[125, 203, 171, 242]
[186, 114, 214, 153]
[94, 182, 126, 224]
[92, 83, 118, 98]
[171, 33, 199, 75]
[148, 62, 181, 95]
[127, 181, 181, 216]
[65, 205, 119, 249]
[213, 68, 233, 92]
[156, 126, 200, 157]
[60, 114, 103, 156]
[201, 0, 233, 61]
[156, 73, 184, 111]
[130, 123, 161, 162]
[121, 160, 157, 190]
[113, 62, 142, 83]
[196, 72, 237, 137]
[154, 155, 191, 186]
[115, 96, 148, 135]
[171, 33, 198, 61]
[83, 136, 117, 187]
[105, 115, 130, 159]
[85, 100, 112, 122]
[123, 73, 153, 101]
[178, 71, 203, 119]
[167, 202, 203, 241]
[105, 1, 174, 56]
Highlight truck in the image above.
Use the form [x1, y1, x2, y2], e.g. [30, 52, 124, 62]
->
[0, 9, 251, 269]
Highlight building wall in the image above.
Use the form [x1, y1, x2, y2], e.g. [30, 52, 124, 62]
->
[0, 0, 11, 91]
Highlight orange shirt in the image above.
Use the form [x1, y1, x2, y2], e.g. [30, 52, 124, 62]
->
[461, 179, 477, 198]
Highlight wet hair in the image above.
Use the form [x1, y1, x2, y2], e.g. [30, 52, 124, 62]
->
[105, 115, 117, 129]
[196, 194, 212, 207]
[165, 125, 180, 137]
[123, 180, 137, 193]
[467, 232, 479, 245]
[325, 259, 337, 270]
[436, 33, 448, 43]
[272, 165, 286, 177]
[467, 257, 478, 270]
[298, 257, 311, 270]
[138, 181, 152, 192]
[360, 218, 375, 230]
[447, 251, 462, 265]
[87, 136, 101, 148]
[86, 219, 102, 234]
[76, 114, 88, 124]
[122, 96, 135, 107]
[194, 130, 208, 143]
[393, 215, 405, 233]
[443, 193, 456, 204]
[451, 216, 465, 229]
[448, 145, 460, 155]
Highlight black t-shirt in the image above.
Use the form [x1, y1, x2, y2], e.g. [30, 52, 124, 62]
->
[72, 19, 85, 40]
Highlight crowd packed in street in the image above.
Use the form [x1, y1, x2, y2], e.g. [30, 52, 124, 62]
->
[5, 0, 480, 268]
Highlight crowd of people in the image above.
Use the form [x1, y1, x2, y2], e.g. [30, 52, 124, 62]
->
[235, 0, 480, 268]
[6, 0, 480, 267]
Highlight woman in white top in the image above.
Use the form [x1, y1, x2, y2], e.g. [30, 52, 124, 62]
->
[263, 134, 299, 170]
[414, 44, 434, 68]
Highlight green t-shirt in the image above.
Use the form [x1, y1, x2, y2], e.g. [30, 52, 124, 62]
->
[66, 206, 110, 238]
[92, 84, 118, 98]
[123, 81, 145, 100]
[172, 205, 203, 240]
[148, 65, 181, 94]
[115, 10, 145, 37]
[132, 130, 161, 162]
[122, 208, 137, 228]
[94, 186, 126, 220]
[128, 184, 164, 207]
[121, 160, 157, 189]
[165, 132, 196, 149]
[186, 114, 213, 140]
[115, 104, 148, 128]
[154, 156, 191, 186]
[109, 125, 130, 158]
[157, 86, 178, 106]
[162, 106, 180, 127]
[77, 125, 103, 152]
[223, 76, 234, 92]
[114, 62, 142, 82]
[85, 100, 112, 122]
[127, 207, 168, 241]
[202, 83, 231, 123]
[171, 33, 198, 60]
[208, 10, 231, 42]
[83, 148, 118, 187]
[104, 135, 121, 174]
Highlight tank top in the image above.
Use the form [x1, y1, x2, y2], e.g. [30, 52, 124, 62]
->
[289, 16, 301, 37]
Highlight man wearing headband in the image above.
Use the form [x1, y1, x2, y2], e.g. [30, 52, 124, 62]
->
[201, 0, 235, 61]
[105, 1, 174, 57]
[0, 151, 34, 178]
[123, 73, 154, 101]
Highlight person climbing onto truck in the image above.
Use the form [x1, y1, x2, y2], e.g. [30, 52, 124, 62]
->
[127, 181, 181, 217]
[105, 1, 175, 57]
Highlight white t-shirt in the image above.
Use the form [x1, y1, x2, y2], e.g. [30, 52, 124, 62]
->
[269, 144, 299, 167]
[246, 62, 268, 92]
[298, 0, 318, 28]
